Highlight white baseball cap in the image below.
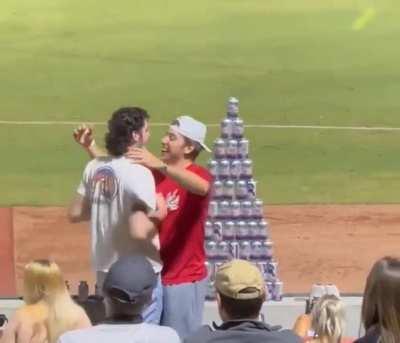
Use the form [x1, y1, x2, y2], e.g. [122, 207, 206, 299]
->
[170, 115, 211, 152]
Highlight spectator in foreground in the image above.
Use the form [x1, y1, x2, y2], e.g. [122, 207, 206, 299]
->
[354, 256, 400, 343]
[0, 260, 91, 343]
[302, 294, 352, 343]
[57, 255, 180, 343]
[185, 259, 301, 343]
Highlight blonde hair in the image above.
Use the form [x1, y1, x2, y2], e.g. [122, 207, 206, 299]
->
[311, 294, 345, 343]
[23, 260, 88, 343]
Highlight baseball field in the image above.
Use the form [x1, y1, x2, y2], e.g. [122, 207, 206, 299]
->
[1, 0, 400, 295]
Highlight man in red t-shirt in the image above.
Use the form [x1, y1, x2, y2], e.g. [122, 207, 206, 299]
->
[126, 116, 212, 338]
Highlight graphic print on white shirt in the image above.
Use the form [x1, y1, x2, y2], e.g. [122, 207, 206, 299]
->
[166, 189, 180, 211]
[90, 166, 119, 203]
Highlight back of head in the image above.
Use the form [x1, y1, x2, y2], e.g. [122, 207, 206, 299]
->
[24, 260, 85, 343]
[362, 256, 400, 343]
[23, 260, 65, 305]
[105, 107, 149, 156]
[215, 260, 265, 320]
[103, 255, 156, 318]
[311, 294, 345, 343]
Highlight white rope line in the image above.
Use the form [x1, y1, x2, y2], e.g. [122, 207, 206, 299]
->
[1, 120, 400, 131]
[0, 120, 400, 131]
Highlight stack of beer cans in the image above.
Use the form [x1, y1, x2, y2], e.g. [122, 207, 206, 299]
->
[205, 97, 283, 301]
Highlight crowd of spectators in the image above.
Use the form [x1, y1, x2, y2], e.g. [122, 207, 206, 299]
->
[1, 256, 400, 343]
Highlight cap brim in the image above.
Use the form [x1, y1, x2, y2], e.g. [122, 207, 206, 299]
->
[200, 142, 211, 153]
[170, 125, 211, 153]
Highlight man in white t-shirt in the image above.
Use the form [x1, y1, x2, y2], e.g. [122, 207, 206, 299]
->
[68, 107, 164, 324]
[57, 255, 180, 343]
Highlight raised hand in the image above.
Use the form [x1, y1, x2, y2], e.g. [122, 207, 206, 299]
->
[73, 124, 95, 149]
[125, 147, 164, 170]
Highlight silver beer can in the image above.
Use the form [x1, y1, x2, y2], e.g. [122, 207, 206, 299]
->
[235, 180, 248, 199]
[253, 199, 264, 218]
[213, 138, 226, 159]
[223, 180, 235, 199]
[248, 220, 259, 238]
[207, 160, 219, 177]
[266, 281, 274, 301]
[212, 180, 224, 199]
[227, 97, 239, 117]
[221, 118, 233, 138]
[238, 138, 249, 158]
[219, 200, 231, 219]
[219, 160, 230, 179]
[223, 220, 235, 241]
[241, 200, 253, 218]
[239, 241, 251, 260]
[229, 241, 239, 259]
[232, 118, 244, 138]
[205, 261, 215, 281]
[241, 159, 253, 179]
[214, 262, 224, 275]
[205, 220, 213, 240]
[230, 160, 242, 179]
[226, 139, 238, 159]
[266, 261, 278, 281]
[231, 200, 241, 219]
[217, 241, 229, 260]
[250, 241, 263, 260]
[205, 241, 218, 259]
[236, 220, 248, 240]
[258, 261, 278, 282]
[206, 281, 216, 301]
[213, 221, 223, 241]
[272, 281, 283, 301]
[262, 240, 274, 258]
[257, 219, 269, 240]
[208, 200, 219, 218]
[247, 179, 257, 199]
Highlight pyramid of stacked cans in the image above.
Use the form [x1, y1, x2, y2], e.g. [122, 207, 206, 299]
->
[205, 97, 283, 301]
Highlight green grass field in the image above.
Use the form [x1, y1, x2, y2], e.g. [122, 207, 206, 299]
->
[1, 0, 400, 205]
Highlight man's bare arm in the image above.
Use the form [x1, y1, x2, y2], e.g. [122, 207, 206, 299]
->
[126, 148, 210, 196]
[68, 194, 91, 223]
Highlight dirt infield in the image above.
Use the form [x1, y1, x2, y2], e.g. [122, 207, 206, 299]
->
[2, 204, 400, 296]
[0, 208, 15, 296]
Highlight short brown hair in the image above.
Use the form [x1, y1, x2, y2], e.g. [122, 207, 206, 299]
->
[183, 136, 203, 161]
[218, 288, 264, 319]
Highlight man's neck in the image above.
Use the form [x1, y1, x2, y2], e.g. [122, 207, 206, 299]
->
[103, 313, 143, 325]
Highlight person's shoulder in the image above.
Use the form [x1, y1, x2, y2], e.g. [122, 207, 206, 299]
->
[140, 323, 180, 342]
[120, 158, 153, 176]
[188, 164, 212, 180]
[83, 156, 111, 172]
[57, 326, 97, 343]
[184, 325, 213, 343]
[273, 328, 302, 342]
[15, 302, 48, 321]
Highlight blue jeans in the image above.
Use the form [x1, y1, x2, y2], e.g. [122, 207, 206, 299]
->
[160, 277, 207, 339]
[96, 271, 163, 324]
[142, 273, 163, 324]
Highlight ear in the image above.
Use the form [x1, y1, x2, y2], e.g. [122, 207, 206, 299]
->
[183, 142, 195, 155]
[131, 131, 140, 144]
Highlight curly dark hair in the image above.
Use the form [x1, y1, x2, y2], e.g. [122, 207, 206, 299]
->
[105, 107, 149, 156]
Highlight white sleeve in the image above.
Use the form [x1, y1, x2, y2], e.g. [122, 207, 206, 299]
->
[77, 162, 92, 197]
[126, 166, 156, 210]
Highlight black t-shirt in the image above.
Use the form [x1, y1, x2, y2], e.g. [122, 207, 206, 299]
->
[354, 327, 380, 343]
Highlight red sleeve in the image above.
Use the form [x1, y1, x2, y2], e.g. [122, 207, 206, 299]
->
[188, 164, 213, 183]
